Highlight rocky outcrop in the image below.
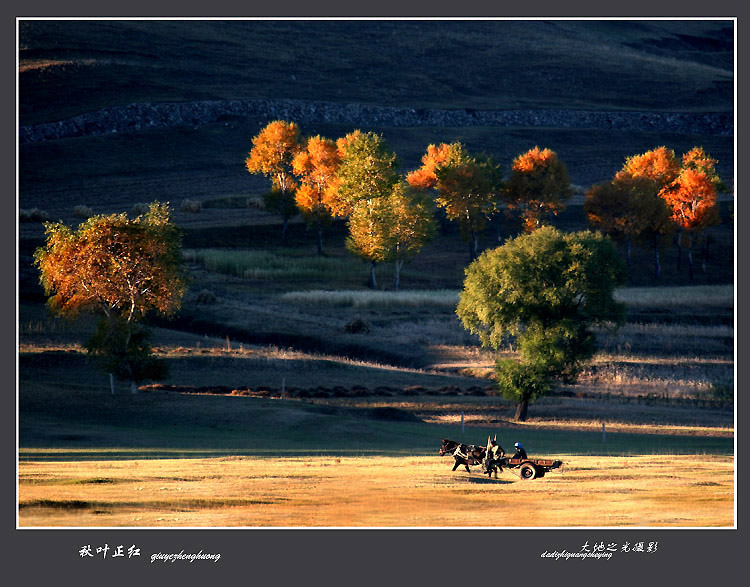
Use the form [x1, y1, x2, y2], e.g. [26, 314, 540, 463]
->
[19, 98, 733, 144]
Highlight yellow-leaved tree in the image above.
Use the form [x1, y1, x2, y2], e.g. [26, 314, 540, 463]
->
[346, 182, 436, 289]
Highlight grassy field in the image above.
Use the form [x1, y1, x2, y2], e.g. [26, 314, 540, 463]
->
[18, 453, 734, 527]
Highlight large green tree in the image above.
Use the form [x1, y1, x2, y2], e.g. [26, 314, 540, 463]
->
[456, 227, 626, 420]
[33, 202, 187, 393]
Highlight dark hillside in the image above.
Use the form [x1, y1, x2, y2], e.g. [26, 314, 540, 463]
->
[19, 20, 733, 125]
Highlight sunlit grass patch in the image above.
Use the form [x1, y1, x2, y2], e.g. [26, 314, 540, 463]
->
[17, 454, 734, 527]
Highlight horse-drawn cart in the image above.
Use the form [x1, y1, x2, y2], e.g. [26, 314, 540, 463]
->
[500, 457, 563, 480]
[440, 438, 564, 480]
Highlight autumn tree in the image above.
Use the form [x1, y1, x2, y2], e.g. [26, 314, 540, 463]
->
[33, 203, 187, 393]
[614, 145, 680, 186]
[507, 146, 572, 232]
[660, 147, 722, 280]
[405, 142, 455, 236]
[334, 130, 400, 213]
[456, 227, 626, 420]
[292, 135, 342, 255]
[609, 146, 682, 274]
[409, 142, 502, 261]
[245, 120, 302, 244]
[345, 182, 436, 290]
[585, 175, 674, 277]
[333, 131, 401, 286]
[384, 183, 437, 289]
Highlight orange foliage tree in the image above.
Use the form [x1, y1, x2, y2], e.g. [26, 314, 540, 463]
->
[245, 120, 302, 244]
[507, 146, 572, 232]
[33, 203, 186, 393]
[614, 145, 680, 186]
[659, 147, 722, 280]
[292, 135, 342, 255]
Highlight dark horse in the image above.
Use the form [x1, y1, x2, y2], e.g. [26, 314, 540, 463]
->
[439, 439, 487, 473]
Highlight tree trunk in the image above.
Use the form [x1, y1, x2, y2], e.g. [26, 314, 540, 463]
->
[687, 232, 694, 281]
[654, 243, 661, 279]
[316, 219, 323, 257]
[675, 231, 682, 272]
[394, 259, 403, 290]
[469, 230, 479, 261]
[440, 210, 449, 235]
[110, 373, 115, 395]
[368, 261, 377, 289]
[702, 232, 710, 273]
[282, 216, 289, 246]
[130, 380, 139, 394]
[514, 398, 529, 422]
[625, 235, 632, 268]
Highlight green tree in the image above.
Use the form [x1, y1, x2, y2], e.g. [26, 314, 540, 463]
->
[345, 194, 393, 289]
[33, 202, 187, 393]
[386, 183, 437, 290]
[456, 227, 626, 420]
[334, 131, 401, 287]
[409, 142, 502, 261]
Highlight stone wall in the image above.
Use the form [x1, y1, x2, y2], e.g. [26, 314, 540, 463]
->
[19, 98, 733, 144]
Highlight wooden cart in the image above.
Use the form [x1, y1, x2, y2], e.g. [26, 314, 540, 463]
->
[500, 457, 564, 480]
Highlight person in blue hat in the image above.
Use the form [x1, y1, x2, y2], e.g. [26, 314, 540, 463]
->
[513, 442, 527, 460]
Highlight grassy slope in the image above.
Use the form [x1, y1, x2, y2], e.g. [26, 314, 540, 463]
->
[19, 20, 733, 125]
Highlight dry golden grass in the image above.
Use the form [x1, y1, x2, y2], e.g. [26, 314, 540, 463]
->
[18, 454, 734, 528]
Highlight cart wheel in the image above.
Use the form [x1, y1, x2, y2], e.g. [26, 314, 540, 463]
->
[519, 463, 537, 480]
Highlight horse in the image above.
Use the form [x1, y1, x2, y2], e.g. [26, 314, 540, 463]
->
[439, 438, 487, 473]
